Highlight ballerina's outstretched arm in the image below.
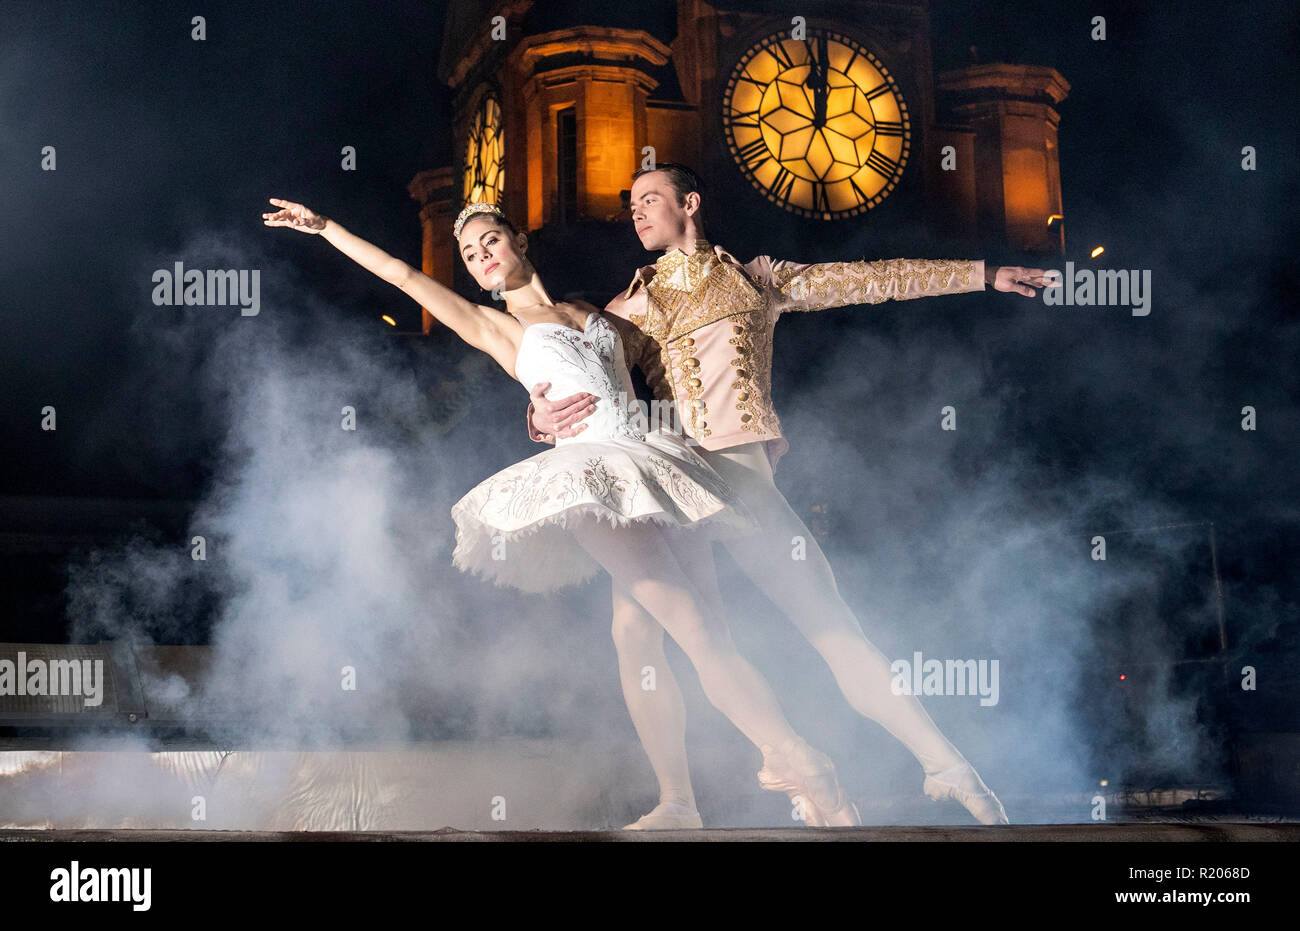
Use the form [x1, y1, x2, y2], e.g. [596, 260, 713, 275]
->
[262, 197, 519, 374]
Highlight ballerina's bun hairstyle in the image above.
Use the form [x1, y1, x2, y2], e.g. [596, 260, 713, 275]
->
[453, 202, 518, 239]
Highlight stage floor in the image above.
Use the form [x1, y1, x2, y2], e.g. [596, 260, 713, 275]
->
[4, 820, 1299, 842]
[4, 740, 1295, 834]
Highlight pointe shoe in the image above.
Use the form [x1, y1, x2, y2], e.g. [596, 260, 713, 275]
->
[622, 801, 703, 830]
[923, 761, 1010, 825]
[757, 739, 861, 827]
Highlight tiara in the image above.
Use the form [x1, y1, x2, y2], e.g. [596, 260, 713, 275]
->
[453, 202, 504, 238]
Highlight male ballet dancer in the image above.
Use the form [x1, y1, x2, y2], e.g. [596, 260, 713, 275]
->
[527, 163, 1050, 828]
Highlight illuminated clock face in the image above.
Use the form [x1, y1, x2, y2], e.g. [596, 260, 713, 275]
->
[463, 93, 503, 205]
[722, 30, 910, 219]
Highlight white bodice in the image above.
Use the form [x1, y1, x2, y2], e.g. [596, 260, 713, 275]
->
[514, 312, 646, 445]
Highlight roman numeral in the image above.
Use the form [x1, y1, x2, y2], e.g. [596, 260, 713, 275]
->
[865, 149, 899, 179]
[813, 182, 831, 213]
[771, 166, 796, 201]
[767, 41, 796, 71]
[737, 137, 770, 167]
[848, 176, 869, 205]
[874, 120, 905, 136]
[805, 33, 829, 68]
[864, 82, 893, 101]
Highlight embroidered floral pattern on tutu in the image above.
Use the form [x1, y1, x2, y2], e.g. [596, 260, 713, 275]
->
[459, 445, 724, 530]
[582, 456, 631, 501]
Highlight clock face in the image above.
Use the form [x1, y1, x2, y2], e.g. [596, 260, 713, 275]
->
[463, 93, 503, 206]
[722, 30, 910, 219]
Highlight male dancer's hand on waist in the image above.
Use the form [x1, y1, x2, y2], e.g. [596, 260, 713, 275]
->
[527, 382, 597, 443]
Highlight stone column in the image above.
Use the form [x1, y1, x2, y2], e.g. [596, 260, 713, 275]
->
[407, 166, 457, 334]
[937, 64, 1070, 254]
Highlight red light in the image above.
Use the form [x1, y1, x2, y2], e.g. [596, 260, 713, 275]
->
[1119, 674, 1126, 680]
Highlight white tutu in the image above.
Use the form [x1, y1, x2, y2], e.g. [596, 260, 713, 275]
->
[450, 311, 755, 593]
[451, 425, 753, 593]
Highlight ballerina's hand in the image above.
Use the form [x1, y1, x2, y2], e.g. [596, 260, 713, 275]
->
[262, 197, 327, 233]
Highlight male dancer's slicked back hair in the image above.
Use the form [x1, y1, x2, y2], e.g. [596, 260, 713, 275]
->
[631, 162, 706, 234]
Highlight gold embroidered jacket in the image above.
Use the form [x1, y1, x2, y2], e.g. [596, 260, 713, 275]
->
[532, 241, 985, 467]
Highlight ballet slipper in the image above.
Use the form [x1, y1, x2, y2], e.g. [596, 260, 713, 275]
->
[757, 739, 861, 827]
[622, 801, 703, 830]
[923, 760, 1010, 825]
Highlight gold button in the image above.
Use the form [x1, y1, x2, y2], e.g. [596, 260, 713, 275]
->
[740, 413, 752, 423]
[685, 357, 699, 367]
[736, 390, 749, 401]
[688, 377, 702, 388]
[732, 324, 743, 334]
[681, 336, 695, 346]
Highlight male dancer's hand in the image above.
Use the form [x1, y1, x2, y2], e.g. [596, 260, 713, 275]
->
[529, 382, 596, 441]
[987, 265, 1054, 297]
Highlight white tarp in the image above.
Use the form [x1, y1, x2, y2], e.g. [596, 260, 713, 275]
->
[0, 739, 638, 831]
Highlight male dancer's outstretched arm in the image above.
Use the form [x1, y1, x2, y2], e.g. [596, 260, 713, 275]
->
[757, 254, 1051, 312]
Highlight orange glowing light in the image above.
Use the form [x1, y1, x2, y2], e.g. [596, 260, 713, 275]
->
[463, 94, 504, 206]
[381, 315, 397, 327]
[1090, 246, 1104, 258]
[1047, 214, 1063, 226]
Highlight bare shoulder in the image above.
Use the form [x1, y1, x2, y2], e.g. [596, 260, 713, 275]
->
[557, 298, 601, 329]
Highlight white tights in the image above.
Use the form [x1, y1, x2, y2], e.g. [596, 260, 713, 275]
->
[569, 512, 811, 807]
[610, 442, 968, 809]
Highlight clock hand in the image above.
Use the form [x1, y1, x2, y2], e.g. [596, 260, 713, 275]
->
[812, 34, 828, 126]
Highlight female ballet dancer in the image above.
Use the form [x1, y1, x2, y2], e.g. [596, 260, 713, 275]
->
[262, 197, 860, 828]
